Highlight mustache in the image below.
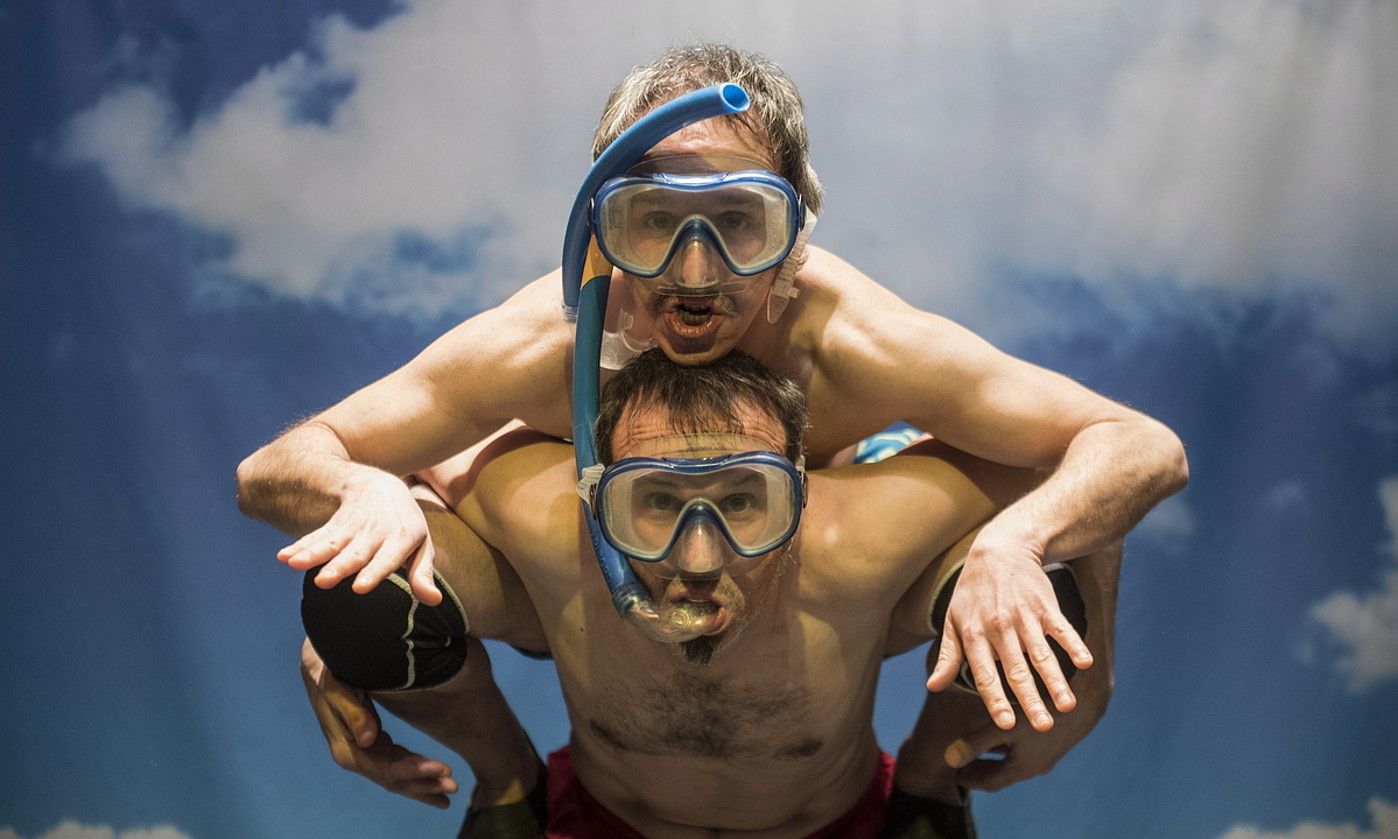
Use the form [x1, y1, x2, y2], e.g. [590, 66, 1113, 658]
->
[647, 291, 742, 318]
[662, 575, 735, 604]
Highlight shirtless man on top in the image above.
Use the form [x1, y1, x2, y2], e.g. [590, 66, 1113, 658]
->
[298, 349, 1118, 837]
[238, 42, 1184, 824]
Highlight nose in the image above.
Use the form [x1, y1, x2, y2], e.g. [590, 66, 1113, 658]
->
[671, 518, 728, 576]
[670, 232, 726, 290]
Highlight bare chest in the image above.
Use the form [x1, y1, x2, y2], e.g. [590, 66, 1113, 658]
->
[585, 675, 824, 762]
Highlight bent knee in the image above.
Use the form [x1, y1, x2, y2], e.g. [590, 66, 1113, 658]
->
[301, 568, 469, 692]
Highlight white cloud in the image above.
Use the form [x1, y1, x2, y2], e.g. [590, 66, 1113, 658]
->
[1263, 481, 1307, 513]
[58, 0, 1397, 343]
[1216, 798, 1398, 839]
[59, 1, 611, 311]
[0, 821, 192, 839]
[1309, 477, 1398, 692]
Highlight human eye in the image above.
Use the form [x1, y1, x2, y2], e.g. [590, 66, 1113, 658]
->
[642, 491, 682, 514]
[716, 211, 756, 232]
[640, 211, 676, 234]
[719, 492, 761, 517]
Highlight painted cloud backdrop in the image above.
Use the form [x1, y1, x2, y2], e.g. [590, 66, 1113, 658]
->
[4, 1, 1395, 837]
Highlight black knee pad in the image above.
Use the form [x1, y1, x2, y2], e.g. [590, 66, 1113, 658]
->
[301, 569, 469, 692]
[929, 562, 1087, 706]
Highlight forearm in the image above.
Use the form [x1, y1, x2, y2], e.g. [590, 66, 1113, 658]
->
[978, 416, 1187, 564]
[236, 420, 392, 537]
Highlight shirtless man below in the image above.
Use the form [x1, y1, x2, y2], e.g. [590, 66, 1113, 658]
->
[298, 349, 1115, 837]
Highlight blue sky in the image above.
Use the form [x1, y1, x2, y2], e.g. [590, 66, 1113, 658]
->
[3, 1, 1396, 837]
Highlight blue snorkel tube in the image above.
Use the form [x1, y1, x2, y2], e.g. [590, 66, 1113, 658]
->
[563, 83, 750, 642]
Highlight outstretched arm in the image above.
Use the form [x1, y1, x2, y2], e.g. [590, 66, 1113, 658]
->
[810, 251, 1181, 720]
[236, 273, 572, 603]
[812, 250, 1187, 567]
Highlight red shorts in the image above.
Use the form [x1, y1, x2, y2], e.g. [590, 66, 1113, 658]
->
[544, 746, 896, 838]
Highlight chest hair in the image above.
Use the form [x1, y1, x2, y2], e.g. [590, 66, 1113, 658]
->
[588, 676, 823, 761]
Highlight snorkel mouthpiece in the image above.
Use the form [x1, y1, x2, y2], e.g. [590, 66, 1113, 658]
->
[567, 84, 751, 637]
[615, 587, 717, 643]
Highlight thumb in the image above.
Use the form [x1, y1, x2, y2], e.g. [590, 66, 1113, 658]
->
[325, 675, 381, 749]
[927, 629, 963, 692]
[944, 721, 1007, 770]
[409, 540, 443, 606]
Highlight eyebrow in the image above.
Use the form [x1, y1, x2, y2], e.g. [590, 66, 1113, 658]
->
[635, 471, 766, 495]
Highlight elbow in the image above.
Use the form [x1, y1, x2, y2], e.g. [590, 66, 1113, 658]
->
[1151, 421, 1189, 496]
[235, 448, 268, 521]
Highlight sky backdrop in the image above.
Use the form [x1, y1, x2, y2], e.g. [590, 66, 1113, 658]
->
[4, 1, 1397, 837]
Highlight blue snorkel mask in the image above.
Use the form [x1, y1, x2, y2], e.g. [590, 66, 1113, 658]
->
[563, 83, 767, 643]
[590, 170, 804, 281]
[578, 449, 806, 579]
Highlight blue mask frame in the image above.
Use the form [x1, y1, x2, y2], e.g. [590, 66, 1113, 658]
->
[590, 170, 804, 279]
[584, 451, 806, 562]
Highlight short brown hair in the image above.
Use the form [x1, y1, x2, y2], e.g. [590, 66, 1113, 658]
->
[595, 348, 808, 464]
[592, 43, 823, 217]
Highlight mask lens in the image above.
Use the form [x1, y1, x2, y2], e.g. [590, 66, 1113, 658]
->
[594, 174, 798, 277]
[596, 455, 800, 562]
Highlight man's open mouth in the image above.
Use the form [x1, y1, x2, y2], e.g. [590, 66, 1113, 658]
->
[675, 300, 715, 326]
[658, 298, 727, 340]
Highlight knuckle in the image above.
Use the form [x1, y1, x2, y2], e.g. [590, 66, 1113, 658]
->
[1005, 663, 1034, 684]
[974, 669, 1001, 691]
[988, 612, 1013, 632]
[329, 744, 355, 770]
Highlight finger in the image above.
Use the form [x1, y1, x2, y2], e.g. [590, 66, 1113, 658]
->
[1022, 628, 1077, 714]
[992, 622, 1053, 731]
[352, 530, 422, 595]
[324, 678, 381, 749]
[314, 530, 386, 589]
[927, 627, 964, 692]
[388, 773, 461, 797]
[368, 737, 453, 784]
[278, 527, 326, 563]
[944, 721, 1010, 770]
[281, 525, 348, 570]
[302, 656, 358, 750]
[963, 633, 1016, 730]
[1044, 610, 1094, 671]
[310, 695, 354, 752]
[362, 742, 456, 809]
[406, 537, 443, 606]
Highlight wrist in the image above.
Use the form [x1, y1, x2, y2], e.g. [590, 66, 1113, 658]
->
[338, 463, 404, 499]
[966, 524, 1046, 566]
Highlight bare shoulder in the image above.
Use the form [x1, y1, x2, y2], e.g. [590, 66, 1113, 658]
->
[416, 271, 575, 426]
[312, 271, 576, 471]
[780, 247, 985, 456]
[800, 447, 1032, 598]
[434, 426, 578, 561]
[793, 246, 977, 368]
